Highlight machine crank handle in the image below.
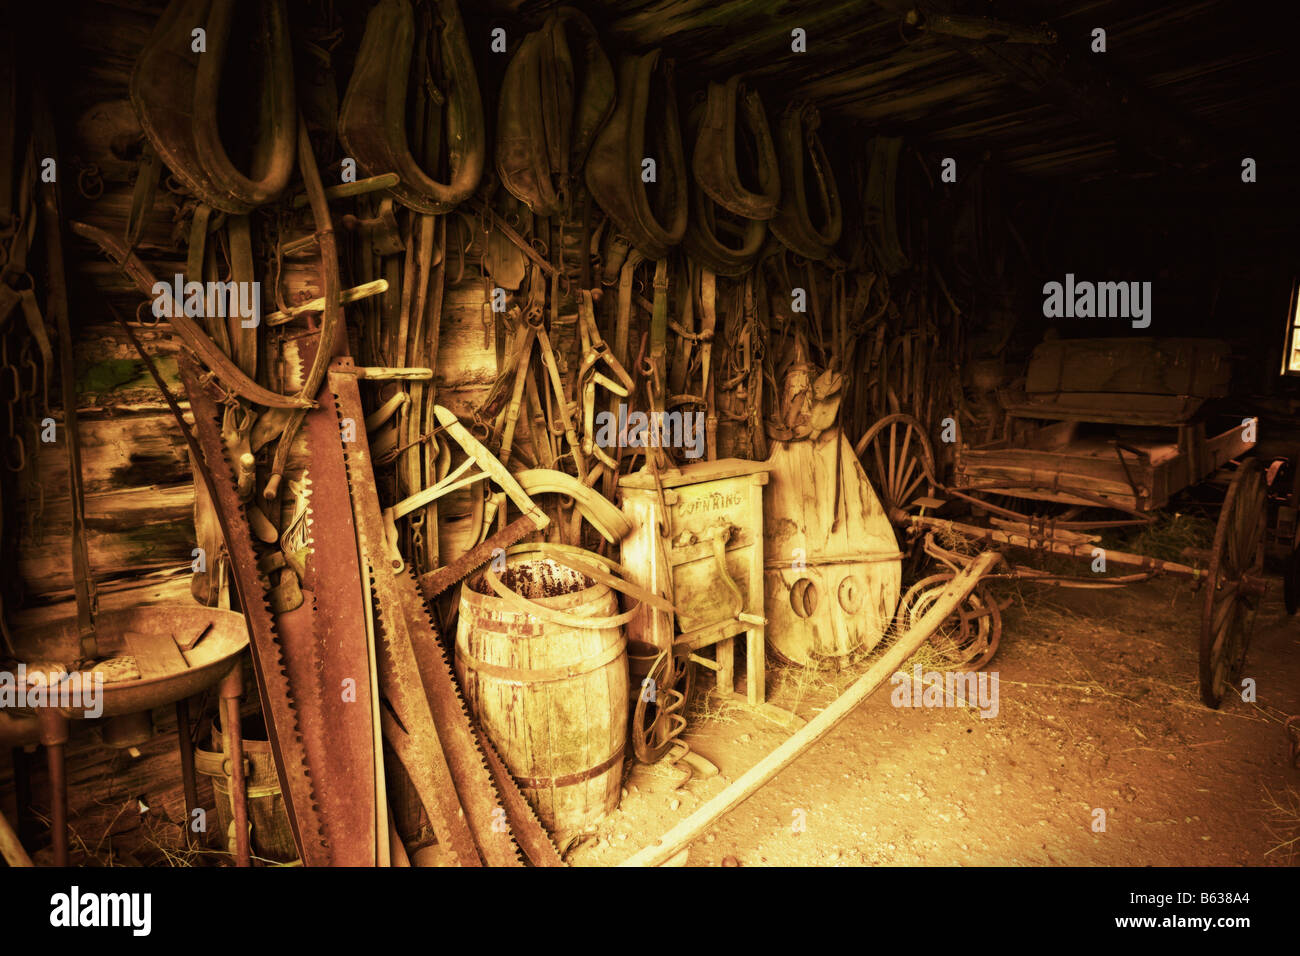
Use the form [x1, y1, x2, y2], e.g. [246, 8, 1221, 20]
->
[707, 522, 747, 619]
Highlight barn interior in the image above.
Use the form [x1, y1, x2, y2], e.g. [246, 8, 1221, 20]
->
[0, 0, 1297, 869]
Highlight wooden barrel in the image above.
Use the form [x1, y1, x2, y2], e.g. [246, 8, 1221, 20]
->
[455, 555, 629, 832]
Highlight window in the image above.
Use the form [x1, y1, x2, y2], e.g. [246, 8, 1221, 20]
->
[1283, 278, 1300, 375]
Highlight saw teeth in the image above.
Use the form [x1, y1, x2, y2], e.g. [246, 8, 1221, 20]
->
[181, 359, 329, 857]
[365, 556, 468, 868]
[407, 568, 558, 863]
[403, 571, 527, 866]
[338, 382, 470, 868]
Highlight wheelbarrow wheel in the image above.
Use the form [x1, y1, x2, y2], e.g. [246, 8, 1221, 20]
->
[1199, 459, 1266, 708]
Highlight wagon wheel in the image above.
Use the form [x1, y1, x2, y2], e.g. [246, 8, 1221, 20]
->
[631, 648, 695, 764]
[854, 413, 937, 526]
[1199, 459, 1267, 708]
[896, 572, 1002, 672]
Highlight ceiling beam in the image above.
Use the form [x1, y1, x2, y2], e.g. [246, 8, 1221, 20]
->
[871, 0, 1219, 173]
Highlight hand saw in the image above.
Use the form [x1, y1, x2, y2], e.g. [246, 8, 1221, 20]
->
[270, 332, 385, 865]
[332, 361, 541, 867]
[173, 349, 332, 863]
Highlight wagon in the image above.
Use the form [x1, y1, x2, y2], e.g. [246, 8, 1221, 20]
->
[856, 337, 1268, 708]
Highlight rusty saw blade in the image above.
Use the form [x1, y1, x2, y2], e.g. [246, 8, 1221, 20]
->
[332, 362, 554, 867]
[271, 364, 382, 865]
[329, 362, 505, 866]
[176, 351, 330, 864]
[473, 723, 565, 867]
[417, 514, 539, 602]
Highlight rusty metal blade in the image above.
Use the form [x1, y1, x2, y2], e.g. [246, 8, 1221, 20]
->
[331, 363, 531, 867]
[176, 352, 329, 863]
[398, 567, 524, 868]
[272, 377, 382, 865]
[328, 364, 491, 866]
[474, 724, 565, 867]
[417, 514, 538, 602]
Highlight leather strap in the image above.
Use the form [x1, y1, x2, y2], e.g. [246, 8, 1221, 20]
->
[123, 144, 161, 257]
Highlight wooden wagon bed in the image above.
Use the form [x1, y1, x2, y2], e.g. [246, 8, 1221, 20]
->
[953, 337, 1252, 511]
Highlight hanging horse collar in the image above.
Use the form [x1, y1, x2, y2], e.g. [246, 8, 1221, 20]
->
[693, 76, 780, 222]
[496, 6, 614, 218]
[130, 0, 296, 214]
[338, 0, 485, 215]
[585, 49, 687, 260]
[680, 78, 779, 278]
[770, 101, 843, 261]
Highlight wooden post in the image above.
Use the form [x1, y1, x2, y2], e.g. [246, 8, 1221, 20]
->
[176, 697, 199, 848]
[0, 804, 33, 867]
[619, 551, 1001, 867]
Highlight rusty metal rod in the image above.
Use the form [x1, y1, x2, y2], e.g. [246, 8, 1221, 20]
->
[37, 709, 69, 866]
[220, 667, 251, 867]
[46, 742, 67, 866]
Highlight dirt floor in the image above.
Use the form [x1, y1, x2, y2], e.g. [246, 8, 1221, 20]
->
[573, 573, 1300, 867]
[9, 545, 1297, 868]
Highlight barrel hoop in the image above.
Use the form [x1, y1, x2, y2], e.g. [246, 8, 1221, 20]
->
[471, 613, 545, 637]
[513, 742, 626, 789]
[456, 638, 626, 684]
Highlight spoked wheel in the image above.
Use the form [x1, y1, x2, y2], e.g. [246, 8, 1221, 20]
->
[854, 413, 937, 526]
[1199, 459, 1267, 708]
[896, 572, 1002, 672]
[631, 648, 695, 764]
